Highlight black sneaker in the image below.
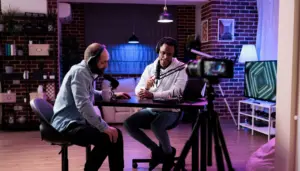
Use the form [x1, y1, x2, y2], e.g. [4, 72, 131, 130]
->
[162, 147, 176, 171]
[149, 147, 164, 171]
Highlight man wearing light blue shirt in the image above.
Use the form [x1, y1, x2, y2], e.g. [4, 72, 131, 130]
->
[51, 43, 130, 171]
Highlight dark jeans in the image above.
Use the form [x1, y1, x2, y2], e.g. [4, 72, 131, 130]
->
[62, 123, 124, 171]
[124, 109, 179, 154]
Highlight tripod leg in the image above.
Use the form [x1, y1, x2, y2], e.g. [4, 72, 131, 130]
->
[215, 114, 235, 171]
[218, 84, 237, 125]
[211, 111, 225, 171]
[207, 114, 212, 166]
[200, 112, 207, 171]
[173, 112, 202, 171]
[192, 117, 199, 171]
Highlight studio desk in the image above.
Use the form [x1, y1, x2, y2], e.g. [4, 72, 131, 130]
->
[95, 95, 207, 171]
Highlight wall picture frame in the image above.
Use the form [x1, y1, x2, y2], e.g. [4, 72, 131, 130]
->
[218, 19, 235, 42]
[201, 19, 208, 43]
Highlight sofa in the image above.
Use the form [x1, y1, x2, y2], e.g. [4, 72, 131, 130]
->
[101, 77, 141, 123]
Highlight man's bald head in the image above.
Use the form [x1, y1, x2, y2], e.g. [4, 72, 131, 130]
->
[84, 43, 106, 62]
[84, 43, 110, 75]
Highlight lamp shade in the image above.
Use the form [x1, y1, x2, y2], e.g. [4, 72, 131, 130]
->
[239, 44, 258, 63]
[128, 32, 139, 44]
[158, 6, 173, 23]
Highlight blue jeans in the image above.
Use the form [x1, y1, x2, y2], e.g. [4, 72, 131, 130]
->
[124, 108, 179, 154]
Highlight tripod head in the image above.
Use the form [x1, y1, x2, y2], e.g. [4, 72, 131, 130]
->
[203, 78, 219, 110]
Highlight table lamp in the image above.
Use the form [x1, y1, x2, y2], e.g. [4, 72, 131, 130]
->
[239, 44, 258, 63]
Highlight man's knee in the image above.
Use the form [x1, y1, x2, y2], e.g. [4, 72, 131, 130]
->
[150, 121, 164, 132]
[123, 115, 135, 131]
[116, 127, 123, 140]
[116, 127, 122, 134]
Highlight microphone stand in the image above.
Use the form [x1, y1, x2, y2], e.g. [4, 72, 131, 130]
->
[188, 49, 237, 126]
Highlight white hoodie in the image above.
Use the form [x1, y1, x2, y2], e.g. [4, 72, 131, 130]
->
[135, 58, 188, 111]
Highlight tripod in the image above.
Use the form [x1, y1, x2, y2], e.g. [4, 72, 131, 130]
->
[174, 80, 235, 171]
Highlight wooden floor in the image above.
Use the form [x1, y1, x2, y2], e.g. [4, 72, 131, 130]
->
[0, 120, 267, 171]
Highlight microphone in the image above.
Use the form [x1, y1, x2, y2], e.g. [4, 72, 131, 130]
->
[103, 74, 119, 90]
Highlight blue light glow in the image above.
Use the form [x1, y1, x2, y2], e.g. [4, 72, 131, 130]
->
[106, 44, 157, 74]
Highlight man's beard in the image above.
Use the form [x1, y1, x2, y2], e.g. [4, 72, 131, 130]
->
[90, 64, 105, 76]
[98, 68, 105, 75]
[160, 59, 171, 69]
[95, 68, 105, 76]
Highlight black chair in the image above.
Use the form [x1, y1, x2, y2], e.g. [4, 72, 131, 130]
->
[30, 98, 91, 171]
[132, 111, 187, 171]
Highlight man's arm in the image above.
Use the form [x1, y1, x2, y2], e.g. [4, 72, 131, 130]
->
[135, 65, 150, 95]
[71, 70, 108, 132]
[152, 68, 188, 98]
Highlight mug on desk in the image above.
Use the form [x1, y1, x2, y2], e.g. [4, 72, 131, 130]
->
[102, 89, 113, 101]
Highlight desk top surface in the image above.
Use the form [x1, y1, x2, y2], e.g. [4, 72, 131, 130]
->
[95, 96, 207, 109]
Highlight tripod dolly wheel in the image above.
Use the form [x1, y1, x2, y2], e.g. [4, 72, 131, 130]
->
[132, 162, 138, 169]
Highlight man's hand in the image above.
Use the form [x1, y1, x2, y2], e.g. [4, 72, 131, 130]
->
[103, 126, 119, 143]
[146, 76, 156, 90]
[114, 92, 131, 99]
[138, 89, 154, 99]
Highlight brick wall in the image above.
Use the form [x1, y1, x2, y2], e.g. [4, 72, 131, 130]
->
[0, 0, 58, 130]
[201, 0, 258, 119]
[176, 6, 196, 59]
[61, 4, 85, 57]
[60, 4, 85, 83]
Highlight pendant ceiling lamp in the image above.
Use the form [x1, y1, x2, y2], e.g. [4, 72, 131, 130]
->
[158, 0, 173, 23]
[128, 32, 139, 44]
[128, 11, 139, 44]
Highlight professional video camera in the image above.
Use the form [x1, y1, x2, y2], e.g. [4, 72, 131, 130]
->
[174, 49, 235, 171]
[186, 58, 234, 79]
[185, 48, 234, 79]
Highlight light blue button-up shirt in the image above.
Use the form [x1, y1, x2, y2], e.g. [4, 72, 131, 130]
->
[51, 60, 108, 132]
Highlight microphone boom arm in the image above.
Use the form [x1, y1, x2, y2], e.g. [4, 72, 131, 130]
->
[190, 49, 214, 58]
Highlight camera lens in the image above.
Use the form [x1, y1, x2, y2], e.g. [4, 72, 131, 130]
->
[186, 60, 200, 77]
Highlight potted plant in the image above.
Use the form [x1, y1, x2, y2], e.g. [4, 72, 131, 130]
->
[5, 61, 13, 73]
[184, 34, 201, 61]
[2, 6, 19, 33]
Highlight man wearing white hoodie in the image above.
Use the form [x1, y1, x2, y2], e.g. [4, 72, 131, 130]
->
[124, 37, 188, 171]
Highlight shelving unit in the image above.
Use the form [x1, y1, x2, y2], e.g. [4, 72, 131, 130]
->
[0, 12, 58, 131]
[238, 99, 276, 140]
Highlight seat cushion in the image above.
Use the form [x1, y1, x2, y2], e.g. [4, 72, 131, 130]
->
[115, 107, 131, 112]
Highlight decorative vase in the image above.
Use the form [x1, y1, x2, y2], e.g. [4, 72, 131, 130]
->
[8, 116, 14, 124]
[17, 116, 26, 124]
[0, 23, 4, 32]
[5, 66, 13, 73]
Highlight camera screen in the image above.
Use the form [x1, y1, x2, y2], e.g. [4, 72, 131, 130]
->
[203, 61, 227, 76]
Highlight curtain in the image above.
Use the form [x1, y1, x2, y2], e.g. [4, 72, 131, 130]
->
[256, 0, 279, 61]
[105, 44, 157, 74]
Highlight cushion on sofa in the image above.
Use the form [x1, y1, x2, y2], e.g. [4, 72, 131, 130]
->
[135, 77, 141, 86]
[114, 78, 136, 112]
[101, 76, 142, 123]
[115, 78, 136, 93]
